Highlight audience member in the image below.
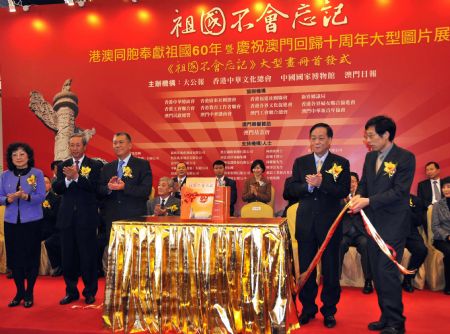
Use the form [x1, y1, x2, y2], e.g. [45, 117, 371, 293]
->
[212, 160, 237, 216]
[431, 176, 450, 295]
[172, 162, 188, 199]
[42, 175, 62, 277]
[0, 143, 45, 308]
[401, 194, 428, 292]
[50, 160, 63, 180]
[417, 162, 441, 208]
[147, 177, 180, 216]
[339, 172, 373, 294]
[53, 133, 102, 305]
[242, 159, 272, 204]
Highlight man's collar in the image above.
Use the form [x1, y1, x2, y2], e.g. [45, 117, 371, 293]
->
[379, 142, 394, 157]
[119, 154, 132, 165]
[72, 155, 85, 163]
[314, 151, 329, 162]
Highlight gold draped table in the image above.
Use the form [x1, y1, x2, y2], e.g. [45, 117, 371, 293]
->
[102, 216, 294, 334]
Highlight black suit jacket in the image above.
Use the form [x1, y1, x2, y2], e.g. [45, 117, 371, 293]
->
[286, 152, 350, 242]
[417, 179, 433, 208]
[52, 157, 102, 230]
[98, 156, 153, 222]
[357, 144, 415, 240]
[223, 176, 237, 216]
[41, 190, 61, 239]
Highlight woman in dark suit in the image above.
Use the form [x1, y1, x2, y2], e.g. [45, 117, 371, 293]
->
[431, 176, 450, 295]
[0, 143, 45, 308]
[242, 159, 272, 204]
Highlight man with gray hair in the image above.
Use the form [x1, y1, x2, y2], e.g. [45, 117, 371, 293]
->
[147, 177, 180, 216]
[52, 133, 102, 305]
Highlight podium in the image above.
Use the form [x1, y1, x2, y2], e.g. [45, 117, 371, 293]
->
[102, 216, 293, 333]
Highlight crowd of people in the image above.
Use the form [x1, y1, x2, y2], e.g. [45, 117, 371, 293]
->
[1, 115, 449, 334]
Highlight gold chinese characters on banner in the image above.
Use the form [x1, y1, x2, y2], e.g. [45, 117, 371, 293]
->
[102, 216, 293, 334]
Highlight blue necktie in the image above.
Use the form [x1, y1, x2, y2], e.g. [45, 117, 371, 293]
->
[117, 160, 124, 179]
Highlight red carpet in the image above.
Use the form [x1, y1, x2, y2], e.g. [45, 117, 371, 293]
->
[0, 274, 449, 334]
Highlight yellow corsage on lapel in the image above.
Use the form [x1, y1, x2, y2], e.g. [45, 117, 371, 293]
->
[80, 166, 92, 178]
[409, 197, 415, 208]
[383, 161, 397, 178]
[168, 204, 178, 213]
[326, 163, 343, 182]
[123, 166, 133, 178]
[42, 200, 51, 209]
[27, 174, 37, 191]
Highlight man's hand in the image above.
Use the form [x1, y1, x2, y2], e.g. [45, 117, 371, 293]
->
[349, 195, 370, 213]
[154, 204, 167, 216]
[306, 173, 323, 188]
[63, 165, 78, 180]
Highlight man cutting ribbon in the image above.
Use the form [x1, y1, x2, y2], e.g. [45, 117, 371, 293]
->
[350, 116, 415, 334]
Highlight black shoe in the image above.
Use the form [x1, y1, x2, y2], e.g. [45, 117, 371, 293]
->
[402, 276, 414, 293]
[380, 326, 405, 334]
[368, 321, 387, 331]
[298, 312, 315, 325]
[324, 315, 336, 328]
[8, 296, 23, 307]
[24, 299, 34, 308]
[85, 295, 95, 304]
[443, 289, 450, 295]
[363, 279, 374, 294]
[59, 295, 79, 305]
[51, 266, 63, 277]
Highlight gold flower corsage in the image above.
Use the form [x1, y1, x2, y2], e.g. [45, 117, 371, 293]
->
[409, 197, 415, 208]
[80, 166, 92, 178]
[383, 161, 397, 178]
[123, 166, 133, 178]
[168, 204, 178, 212]
[42, 200, 51, 209]
[27, 174, 37, 191]
[326, 163, 343, 182]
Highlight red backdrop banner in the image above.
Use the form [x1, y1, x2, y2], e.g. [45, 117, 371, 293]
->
[1, 0, 449, 213]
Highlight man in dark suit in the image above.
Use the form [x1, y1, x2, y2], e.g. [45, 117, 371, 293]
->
[42, 175, 62, 277]
[172, 161, 188, 199]
[286, 123, 350, 328]
[212, 160, 237, 216]
[98, 132, 153, 245]
[417, 162, 441, 208]
[339, 172, 373, 294]
[52, 133, 102, 305]
[147, 177, 180, 216]
[351, 115, 415, 334]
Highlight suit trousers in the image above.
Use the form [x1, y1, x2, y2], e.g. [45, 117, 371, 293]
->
[405, 228, 427, 271]
[368, 238, 406, 328]
[433, 240, 450, 290]
[61, 214, 98, 298]
[339, 231, 372, 280]
[44, 233, 62, 269]
[298, 231, 342, 317]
